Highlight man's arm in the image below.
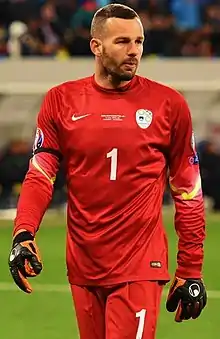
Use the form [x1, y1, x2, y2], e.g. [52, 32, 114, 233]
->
[166, 93, 207, 322]
[14, 87, 62, 236]
[9, 87, 62, 293]
[168, 94, 205, 279]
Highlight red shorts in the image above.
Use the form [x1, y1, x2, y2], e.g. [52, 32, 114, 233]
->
[71, 281, 163, 339]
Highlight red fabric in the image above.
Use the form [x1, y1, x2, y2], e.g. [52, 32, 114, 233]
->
[168, 97, 205, 279]
[14, 75, 205, 285]
[14, 87, 61, 236]
[13, 153, 59, 236]
[71, 281, 163, 339]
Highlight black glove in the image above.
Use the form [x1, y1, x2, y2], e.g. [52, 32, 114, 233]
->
[9, 231, 42, 293]
[166, 276, 207, 322]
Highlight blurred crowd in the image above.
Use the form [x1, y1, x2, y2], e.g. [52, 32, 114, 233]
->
[0, 140, 67, 210]
[0, 0, 220, 58]
[0, 138, 220, 212]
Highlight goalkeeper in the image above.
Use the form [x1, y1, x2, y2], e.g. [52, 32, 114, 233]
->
[8, 3, 207, 338]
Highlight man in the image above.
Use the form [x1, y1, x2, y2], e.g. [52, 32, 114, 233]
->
[8, 4, 207, 339]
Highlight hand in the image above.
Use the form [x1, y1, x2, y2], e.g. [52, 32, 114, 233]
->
[9, 231, 42, 293]
[166, 276, 207, 322]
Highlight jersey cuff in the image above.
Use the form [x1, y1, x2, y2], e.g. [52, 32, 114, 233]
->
[13, 225, 36, 237]
[176, 264, 202, 279]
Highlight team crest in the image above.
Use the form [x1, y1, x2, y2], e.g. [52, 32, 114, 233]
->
[33, 127, 44, 152]
[136, 109, 153, 129]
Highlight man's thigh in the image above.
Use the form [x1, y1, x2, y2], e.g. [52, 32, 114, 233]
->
[71, 284, 105, 339]
[106, 281, 163, 339]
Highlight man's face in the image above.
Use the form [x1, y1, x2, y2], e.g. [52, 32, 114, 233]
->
[97, 17, 144, 81]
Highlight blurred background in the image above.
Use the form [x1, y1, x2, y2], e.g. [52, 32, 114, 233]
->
[0, 0, 220, 215]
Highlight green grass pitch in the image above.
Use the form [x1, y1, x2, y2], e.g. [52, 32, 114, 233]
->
[0, 208, 219, 339]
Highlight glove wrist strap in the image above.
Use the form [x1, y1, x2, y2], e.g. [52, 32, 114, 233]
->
[13, 231, 34, 246]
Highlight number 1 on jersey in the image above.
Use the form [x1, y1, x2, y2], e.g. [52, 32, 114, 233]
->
[107, 148, 118, 181]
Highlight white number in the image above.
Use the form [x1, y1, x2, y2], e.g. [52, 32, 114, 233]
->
[136, 309, 146, 339]
[107, 148, 118, 181]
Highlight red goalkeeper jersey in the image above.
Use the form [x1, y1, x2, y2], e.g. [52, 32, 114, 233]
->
[14, 75, 205, 285]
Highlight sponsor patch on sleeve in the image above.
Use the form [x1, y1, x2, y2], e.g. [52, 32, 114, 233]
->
[191, 131, 196, 152]
[33, 128, 44, 152]
[188, 153, 199, 165]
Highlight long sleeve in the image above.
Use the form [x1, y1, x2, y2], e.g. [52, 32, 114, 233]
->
[168, 94, 205, 279]
[14, 88, 62, 236]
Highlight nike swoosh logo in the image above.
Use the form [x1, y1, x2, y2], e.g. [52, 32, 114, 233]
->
[72, 114, 91, 121]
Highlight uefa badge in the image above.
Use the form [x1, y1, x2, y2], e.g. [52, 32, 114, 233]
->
[33, 127, 44, 152]
[191, 131, 196, 152]
[136, 109, 153, 129]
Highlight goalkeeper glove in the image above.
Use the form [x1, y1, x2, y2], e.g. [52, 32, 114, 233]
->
[166, 277, 207, 322]
[9, 231, 42, 293]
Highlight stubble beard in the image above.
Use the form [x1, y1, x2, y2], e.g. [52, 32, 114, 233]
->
[101, 50, 137, 83]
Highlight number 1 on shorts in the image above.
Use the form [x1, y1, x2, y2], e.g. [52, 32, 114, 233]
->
[136, 309, 146, 339]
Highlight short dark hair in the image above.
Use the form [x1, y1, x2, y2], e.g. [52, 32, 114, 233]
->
[91, 4, 139, 37]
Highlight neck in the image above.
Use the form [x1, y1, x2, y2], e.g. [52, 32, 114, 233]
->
[94, 64, 131, 90]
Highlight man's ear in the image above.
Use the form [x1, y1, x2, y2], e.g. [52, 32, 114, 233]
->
[90, 38, 102, 57]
